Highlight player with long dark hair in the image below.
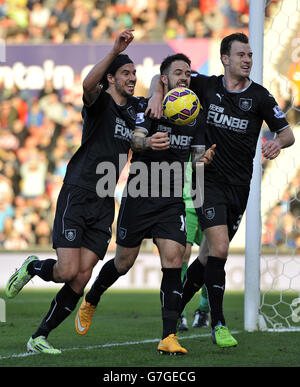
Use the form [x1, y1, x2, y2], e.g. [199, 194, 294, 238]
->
[5, 29, 148, 354]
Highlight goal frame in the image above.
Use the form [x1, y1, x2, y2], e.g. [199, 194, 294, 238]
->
[244, 0, 300, 332]
[244, 0, 269, 332]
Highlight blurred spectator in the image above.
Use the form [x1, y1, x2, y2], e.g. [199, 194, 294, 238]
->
[1, 0, 249, 42]
[38, 91, 67, 124]
[19, 153, 48, 198]
[27, 98, 44, 127]
[0, 199, 14, 234]
[29, 1, 50, 29]
[0, 99, 19, 131]
[263, 169, 300, 250]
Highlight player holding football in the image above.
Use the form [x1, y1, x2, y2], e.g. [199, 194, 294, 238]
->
[147, 32, 295, 348]
[5, 29, 148, 354]
[75, 53, 215, 355]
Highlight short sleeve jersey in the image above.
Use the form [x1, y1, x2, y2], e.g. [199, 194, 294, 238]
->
[64, 90, 147, 193]
[127, 100, 205, 201]
[190, 74, 289, 185]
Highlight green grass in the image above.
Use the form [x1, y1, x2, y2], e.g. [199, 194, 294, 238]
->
[0, 289, 299, 368]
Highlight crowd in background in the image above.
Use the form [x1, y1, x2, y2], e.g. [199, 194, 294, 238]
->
[0, 0, 299, 252]
[262, 168, 300, 252]
[0, 79, 83, 249]
[0, 0, 250, 43]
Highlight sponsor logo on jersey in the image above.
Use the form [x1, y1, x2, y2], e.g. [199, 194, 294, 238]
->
[65, 229, 76, 241]
[169, 134, 193, 148]
[207, 105, 249, 134]
[127, 106, 137, 120]
[273, 105, 285, 119]
[209, 104, 224, 113]
[156, 124, 193, 149]
[239, 98, 252, 111]
[114, 117, 133, 141]
[204, 207, 215, 220]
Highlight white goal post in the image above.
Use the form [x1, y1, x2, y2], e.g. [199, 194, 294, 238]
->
[244, 0, 300, 332]
[244, 0, 265, 332]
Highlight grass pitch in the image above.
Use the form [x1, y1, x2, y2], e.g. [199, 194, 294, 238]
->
[0, 289, 299, 369]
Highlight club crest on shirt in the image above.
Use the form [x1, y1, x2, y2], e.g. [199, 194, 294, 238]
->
[65, 229, 77, 241]
[239, 98, 252, 111]
[118, 227, 127, 240]
[127, 106, 137, 120]
[204, 207, 215, 220]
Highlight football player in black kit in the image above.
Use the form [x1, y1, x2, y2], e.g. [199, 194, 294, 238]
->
[147, 33, 295, 348]
[75, 53, 216, 355]
[178, 33, 295, 348]
[5, 29, 148, 354]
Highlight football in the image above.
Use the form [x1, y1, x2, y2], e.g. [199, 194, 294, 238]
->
[162, 87, 200, 126]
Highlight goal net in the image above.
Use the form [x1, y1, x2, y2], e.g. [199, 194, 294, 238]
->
[245, 0, 300, 332]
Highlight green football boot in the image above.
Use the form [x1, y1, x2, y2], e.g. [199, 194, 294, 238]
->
[5, 255, 39, 298]
[211, 324, 238, 348]
[27, 336, 61, 354]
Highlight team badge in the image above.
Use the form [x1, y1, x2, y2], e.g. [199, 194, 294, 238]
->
[127, 106, 137, 120]
[65, 229, 77, 241]
[239, 98, 252, 111]
[118, 227, 127, 240]
[204, 207, 215, 220]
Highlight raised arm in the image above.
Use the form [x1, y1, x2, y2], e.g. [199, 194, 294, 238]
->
[82, 29, 134, 105]
[145, 74, 164, 119]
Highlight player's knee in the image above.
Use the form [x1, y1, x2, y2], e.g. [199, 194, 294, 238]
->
[70, 271, 92, 294]
[114, 249, 138, 275]
[75, 270, 92, 288]
[211, 243, 229, 258]
[115, 260, 133, 275]
[55, 266, 78, 283]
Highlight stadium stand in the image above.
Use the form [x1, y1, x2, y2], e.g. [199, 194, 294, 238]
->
[1, 1, 299, 252]
[1, 0, 249, 42]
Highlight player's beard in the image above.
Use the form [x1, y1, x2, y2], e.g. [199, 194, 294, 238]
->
[168, 79, 189, 90]
[115, 81, 135, 98]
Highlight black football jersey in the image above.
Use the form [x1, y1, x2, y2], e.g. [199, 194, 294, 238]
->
[127, 100, 206, 200]
[64, 90, 147, 193]
[190, 74, 289, 185]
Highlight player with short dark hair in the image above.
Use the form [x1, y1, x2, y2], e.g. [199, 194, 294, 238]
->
[147, 32, 295, 348]
[5, 29, 148, 354]
[75, 53, 215, 355]
[180, 32, 295, 347]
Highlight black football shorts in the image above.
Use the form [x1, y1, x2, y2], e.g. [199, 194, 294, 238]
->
[196, 179, 250, 241]
[116, 195, 187, 248]
[52, 183, 114, 259]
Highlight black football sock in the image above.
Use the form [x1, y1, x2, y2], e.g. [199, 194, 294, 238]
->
[32, 283, 82, 339]
[180, 258, 205, 314]
[85, 259, 120, 306]
[204, 256, 226, 328]
[160, 268, 182, 339]
[27, 259, 56, 282]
